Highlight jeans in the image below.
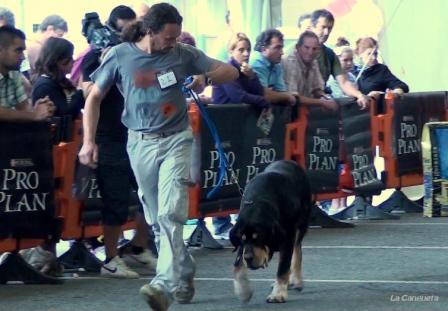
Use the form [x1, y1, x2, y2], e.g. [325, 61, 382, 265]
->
[127, 128, 195, 300]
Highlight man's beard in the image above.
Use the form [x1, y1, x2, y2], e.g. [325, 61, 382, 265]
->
[6, 63, 21, 71]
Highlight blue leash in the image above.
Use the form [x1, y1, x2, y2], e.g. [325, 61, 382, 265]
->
[182, 76, 228, 199]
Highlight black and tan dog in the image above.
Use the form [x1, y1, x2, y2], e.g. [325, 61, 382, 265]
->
[229, 160, 312, 303]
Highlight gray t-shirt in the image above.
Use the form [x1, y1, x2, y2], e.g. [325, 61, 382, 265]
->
[91, 42, 213, 133]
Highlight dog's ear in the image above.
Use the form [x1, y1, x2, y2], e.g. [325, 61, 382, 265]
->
[229, 223, 242, 251]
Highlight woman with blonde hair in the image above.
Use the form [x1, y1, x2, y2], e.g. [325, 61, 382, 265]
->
[212, 32, 269, 108]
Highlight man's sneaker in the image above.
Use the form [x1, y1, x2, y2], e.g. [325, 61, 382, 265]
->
[121, 249, 157, 270]
[174, 278, 195, 304]
[174, 255, 196, 304]
[101, 256, 139, 279]
[140, 283, 170, 311]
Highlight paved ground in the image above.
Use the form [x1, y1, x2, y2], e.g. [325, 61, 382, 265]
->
[1, 213, 448, 311]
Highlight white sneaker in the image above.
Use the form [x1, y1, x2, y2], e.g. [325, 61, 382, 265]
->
[122, 249, 157, 270]
[101, 256, 139, 279]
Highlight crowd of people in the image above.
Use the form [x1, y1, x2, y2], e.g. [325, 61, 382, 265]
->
[0, 3, 409, 311]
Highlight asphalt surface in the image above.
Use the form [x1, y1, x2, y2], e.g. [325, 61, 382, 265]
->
[1, 213, 448, 311]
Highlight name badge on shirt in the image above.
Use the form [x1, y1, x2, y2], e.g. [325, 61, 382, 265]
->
[157, 70, 177, 89]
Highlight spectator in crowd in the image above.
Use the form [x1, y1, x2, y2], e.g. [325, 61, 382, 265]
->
[297, 13, 312, 33]
[212, 32, 269, 108]
[0, 7, 32, 89]
[27, 15, 68, 74]
[32, 37, 84, 119]
[327, 44, 357, 98]
[309, 9, 370, 109]
[0, 7, 15, 27]
[251, 29, 297, 106]
[284, 13, 312, 56]
[80, 5, 157, 279]
[177, 31, 196, 47]
[78, 3, 238, 310]
[282, 30, 337, 110]
[0, 25, 54, 121]
[355, 37, 409, 98]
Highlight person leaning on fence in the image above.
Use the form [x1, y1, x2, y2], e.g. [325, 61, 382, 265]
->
[251, 29, 298, 107]
[32, 37, 84, 119]
[281, 30, 338, 111]
[80, 4, 158, 279]
[78, 3, 238, 310]
[0, 25, 54, 121]
[309, 9, 371, 110]
[355, 37, 409, 100]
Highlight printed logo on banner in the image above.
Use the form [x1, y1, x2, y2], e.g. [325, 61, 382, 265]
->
[0, 168, 50, 213]
[10, 158, 34, 167]
[305, 107, 340, 193]
[397, 115, 421, 155]
[394, 95, 423, 174]
[198, 105, 287, 201]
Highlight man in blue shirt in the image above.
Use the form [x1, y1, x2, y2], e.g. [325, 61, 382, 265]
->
[251, 29, 297, 106]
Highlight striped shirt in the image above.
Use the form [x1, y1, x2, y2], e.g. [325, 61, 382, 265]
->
[0, 71, 27, 109]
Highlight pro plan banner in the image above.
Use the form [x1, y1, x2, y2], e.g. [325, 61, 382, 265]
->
[339, 98, 384, 196]
[393, 95, 423, 175]
[0, 121, 57, 239]
[198, 104, 288, 203]
[305, 107, 339, 193]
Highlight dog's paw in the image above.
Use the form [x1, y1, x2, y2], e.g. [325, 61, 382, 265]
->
[266, 282, 288, 303]
[266, 292, 287, 303]
[234, 278, 253, 303]
[288, 275, 303, 291]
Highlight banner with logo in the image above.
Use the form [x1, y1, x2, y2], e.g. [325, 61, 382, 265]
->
[340, 98, 384, 195]
[197, 104, 289, 213]
[304, 107, 339, 193]
[0, 122, 57, 239]
[393, 95, 423, 175]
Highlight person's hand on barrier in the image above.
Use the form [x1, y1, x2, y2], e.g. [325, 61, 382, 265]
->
[319, 98, 338, 111]
[78, 142, 99, 169]
[287, 93, 297, 106]
[356, 94, 371, 110]
[367, 90, 384, 100]
[392, 88, 405, 99]
[185, 75, 206, 94]
[34, 96, 55, 120]
[240, 62, 255, 79]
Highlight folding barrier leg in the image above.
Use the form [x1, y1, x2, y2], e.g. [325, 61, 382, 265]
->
[0, 252, 62, 285]
[186, 219, 223, 249]
[310, 204, 355, 228]
[58, 240, 103, 273]
[377, 190, 423, 213]
[333, 196, 400, 220]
